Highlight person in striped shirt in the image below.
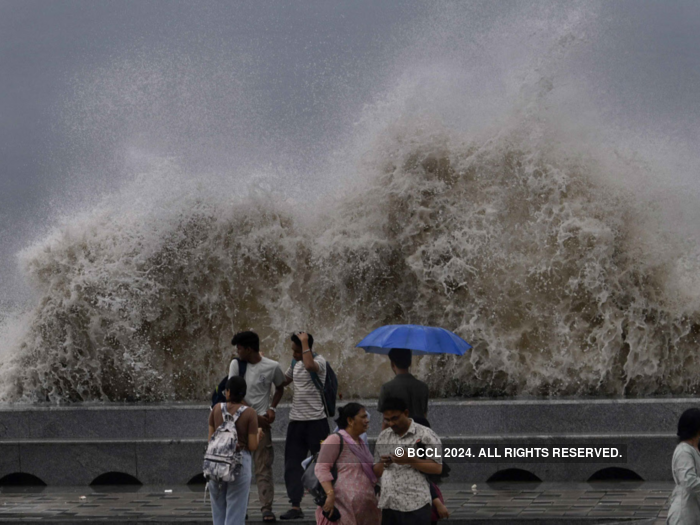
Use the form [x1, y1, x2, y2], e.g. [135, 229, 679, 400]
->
[279, 332, 330, 520]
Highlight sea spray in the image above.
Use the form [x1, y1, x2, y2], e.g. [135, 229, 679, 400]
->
[2, 119, 699, 402]
[2, 2, 700, 402]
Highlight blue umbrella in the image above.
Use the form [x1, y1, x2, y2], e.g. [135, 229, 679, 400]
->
[356, 324, 471, 356]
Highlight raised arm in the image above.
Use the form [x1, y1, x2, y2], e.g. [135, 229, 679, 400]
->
[298, 332, 319, 372]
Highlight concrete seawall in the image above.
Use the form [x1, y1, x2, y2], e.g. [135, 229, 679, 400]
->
[1, 398, 696, 486]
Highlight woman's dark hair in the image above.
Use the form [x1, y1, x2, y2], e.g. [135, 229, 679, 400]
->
[226, 376, 247, 403]
[388, 348, 412, 369]
[231, 331, 260, 352]
[291, 332, 314, 349]
[678, 408, 700, 442]
[335, 403, 365, 429]
[381, 397, 408, 413]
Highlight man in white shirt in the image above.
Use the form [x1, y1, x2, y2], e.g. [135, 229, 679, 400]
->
[279, 332, 330, 520]
[229, 331, 286, 523]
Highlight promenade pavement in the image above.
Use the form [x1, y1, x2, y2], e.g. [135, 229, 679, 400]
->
[0, 482, 672, 524]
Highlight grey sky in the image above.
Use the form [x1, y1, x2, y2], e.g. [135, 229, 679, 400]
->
[1, 1, 700, 307]
[0, 0, 425, 304]
[0, 1, 416, 209]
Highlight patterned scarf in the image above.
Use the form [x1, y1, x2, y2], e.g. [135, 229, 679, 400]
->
[339, 429, 377, 484]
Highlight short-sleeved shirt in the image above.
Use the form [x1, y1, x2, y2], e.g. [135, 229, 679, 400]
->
[228, 357, 285, 417]
[208, 402, 258, 450]
[377, 374, 430, 419]
[373, 420, 442, 512]
[284, 355, 327, 421]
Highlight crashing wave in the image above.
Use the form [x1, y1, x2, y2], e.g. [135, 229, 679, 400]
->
[2, 120, 699, 402]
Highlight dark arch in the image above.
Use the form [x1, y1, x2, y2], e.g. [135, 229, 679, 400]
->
[90, 472, 142, 486]
[0, 473, 47, 486]
[188, 473, 206, 485]
[588, 467, 644, 482]
[487, 468, 542, 483]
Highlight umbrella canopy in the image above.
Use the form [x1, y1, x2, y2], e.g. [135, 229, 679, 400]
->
[356, 324, 471, 356]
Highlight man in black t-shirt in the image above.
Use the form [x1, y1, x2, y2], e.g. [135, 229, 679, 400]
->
[377, 348, 429, 420]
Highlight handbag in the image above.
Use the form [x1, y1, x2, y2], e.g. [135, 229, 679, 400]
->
[301, 432, 344, 506]
[323, 508, 342, 522]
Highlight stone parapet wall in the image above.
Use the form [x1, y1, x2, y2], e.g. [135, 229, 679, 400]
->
[0, 398, 693, 485]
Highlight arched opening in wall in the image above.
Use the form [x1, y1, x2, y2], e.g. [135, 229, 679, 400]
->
[487, 469, 542, 483]
[91, 472, 142, 485]
[90, 472, 142, 492]
[188, 473, 206, 485]
[588, 467, 644, 483]
[0, 473, 47, 493]
[187, 473, 206, 492]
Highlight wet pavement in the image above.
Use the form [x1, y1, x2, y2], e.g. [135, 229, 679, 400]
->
[0, 482, 672, 524]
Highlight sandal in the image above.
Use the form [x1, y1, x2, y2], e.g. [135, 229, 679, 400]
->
[262, 510, 276, 522]
[280, 508, 304, 520]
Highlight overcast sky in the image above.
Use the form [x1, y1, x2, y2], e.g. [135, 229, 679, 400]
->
[2, 1, 700, 307]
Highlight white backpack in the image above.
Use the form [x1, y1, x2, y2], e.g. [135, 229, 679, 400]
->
[203, 403, 246, 483]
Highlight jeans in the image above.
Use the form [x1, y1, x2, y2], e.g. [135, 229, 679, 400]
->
[209, 450, 252, 525]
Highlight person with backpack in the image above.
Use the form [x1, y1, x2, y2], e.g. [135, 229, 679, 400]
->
[228, 331, 286, 523]
[280, 331, 332, 520]
[206, 376, 260, 525]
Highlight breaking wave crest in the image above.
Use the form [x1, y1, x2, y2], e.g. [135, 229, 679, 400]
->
[3, 2, 700, 403]
[2, 116, 700, 402]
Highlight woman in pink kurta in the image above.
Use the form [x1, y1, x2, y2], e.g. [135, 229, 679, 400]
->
[315, 404, 380, 525]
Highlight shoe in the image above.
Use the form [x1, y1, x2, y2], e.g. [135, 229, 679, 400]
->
[262, 510, 276, 522]
[280, 508, 304, 520]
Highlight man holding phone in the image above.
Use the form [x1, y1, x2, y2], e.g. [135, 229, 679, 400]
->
[373, 397, 443, 525]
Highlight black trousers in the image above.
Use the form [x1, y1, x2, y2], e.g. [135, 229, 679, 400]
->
[284, 418, 330, 506]
[382, 504, 432, 525]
